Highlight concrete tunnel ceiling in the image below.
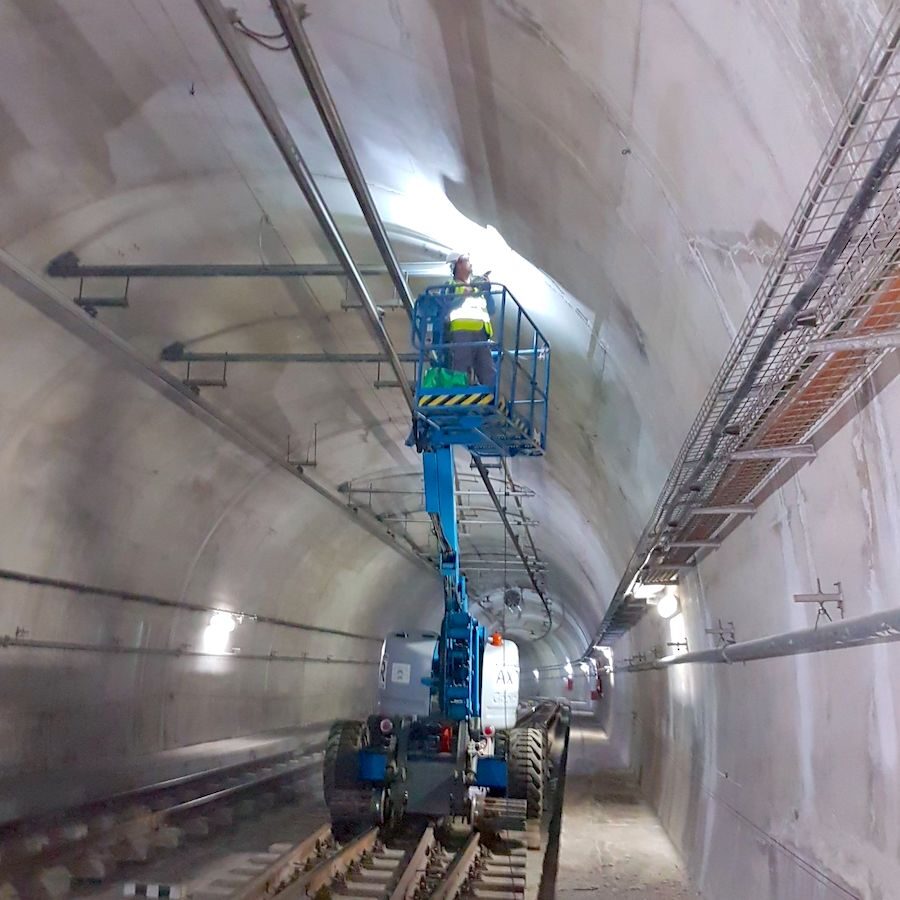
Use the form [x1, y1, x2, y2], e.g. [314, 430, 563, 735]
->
[0, 0, 892, 768]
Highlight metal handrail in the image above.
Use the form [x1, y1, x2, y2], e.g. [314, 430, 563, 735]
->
[412, 282, 551, 448]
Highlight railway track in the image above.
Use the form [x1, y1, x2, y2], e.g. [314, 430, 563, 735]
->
[200, 821, 528, 900]
[2, 707, 565, 897]
[0, 748, 323, 899]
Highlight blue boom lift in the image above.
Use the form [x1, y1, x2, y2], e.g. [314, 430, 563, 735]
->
[323, 282, 550, 835]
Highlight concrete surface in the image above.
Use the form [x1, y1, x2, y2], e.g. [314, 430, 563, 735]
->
[617, 355, 900, 900]
[0, 2, 899, 898]
[556, 711, 697, 899]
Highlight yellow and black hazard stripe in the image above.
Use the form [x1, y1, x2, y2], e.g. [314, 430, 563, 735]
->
[496, 399, 541, 445]
[419, 393, 494, 408]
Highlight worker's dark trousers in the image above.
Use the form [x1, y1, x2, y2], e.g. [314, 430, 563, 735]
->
[450, 329, 495, 386]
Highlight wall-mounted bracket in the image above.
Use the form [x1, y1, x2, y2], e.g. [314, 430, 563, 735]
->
[793, 579, 844, 629]
[667, 539, 722, 549]
[287, 424, 317, 468]
[690, 504, 756, 516]
[808, 329, 900, 353]
[74, 276, 130, 317]
[705, 618, 736, 647]
[183, 359, 227, 392]
[731, 443, 816, 461]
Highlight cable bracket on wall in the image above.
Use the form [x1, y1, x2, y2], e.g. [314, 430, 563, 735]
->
[705, 618, 736, 647]
[182, 358, 228, 392]
[793, 579, 844, 629]
[287, 424, 317, 468]
[74, 275, 130, 317]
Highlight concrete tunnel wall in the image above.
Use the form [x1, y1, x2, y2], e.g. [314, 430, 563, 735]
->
[0, 290, 437, 779]
[2, 1, 900, 897]
[617, 353, 900, 900]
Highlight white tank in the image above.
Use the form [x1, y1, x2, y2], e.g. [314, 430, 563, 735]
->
[378, 632, 438, 718]
[480, 638, 520, 730]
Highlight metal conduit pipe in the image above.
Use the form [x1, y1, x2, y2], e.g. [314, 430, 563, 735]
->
[46, 255, 444, 280]
[620, 606, 900, 671]
[270, 0, 417, 317]
[195, 0, 415, 411]
[160, 347, 418, 365]
[662, 115, 900, 532]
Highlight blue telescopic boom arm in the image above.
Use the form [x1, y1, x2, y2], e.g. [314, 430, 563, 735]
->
[423, 446, 483, 721]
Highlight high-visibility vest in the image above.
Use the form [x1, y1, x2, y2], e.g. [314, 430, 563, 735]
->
[447, 281, 493, 337]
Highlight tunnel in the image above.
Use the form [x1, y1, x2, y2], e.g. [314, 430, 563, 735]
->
[2, 1, 900, 898]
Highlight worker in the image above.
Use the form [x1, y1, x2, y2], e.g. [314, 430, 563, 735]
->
[445, 254, 496, 386]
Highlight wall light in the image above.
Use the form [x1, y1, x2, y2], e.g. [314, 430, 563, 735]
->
[533, 669, 540, 681]
[202, 611, 236, 654]
[656, 590, 679, 620]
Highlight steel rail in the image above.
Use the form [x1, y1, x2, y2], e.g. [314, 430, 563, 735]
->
[430, 832, 481, 900]
[230, 823, 333, 900]
[0, 745, 319, 834]
[302, 827, 380, 896]
[195, 0, 414, 411]
[389, 826, 436, 900]
[0, 755, 321, 875]
[271, 0, 417, 317]
[164, 759, 317, 814]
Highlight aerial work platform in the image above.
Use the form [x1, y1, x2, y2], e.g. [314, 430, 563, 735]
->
[411, 282, 550, 457]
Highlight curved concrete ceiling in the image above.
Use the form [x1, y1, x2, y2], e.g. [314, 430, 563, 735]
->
[0, 0, 889, 781]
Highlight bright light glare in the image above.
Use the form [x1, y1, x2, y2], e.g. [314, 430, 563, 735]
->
[202, 611, 236, 654]
[633, 582, 667, 601]
[595, 645, 614, 686]
[564, 659, 573, 677]
[533, 669, 540, 680]
[579, 661, 589, 674]
[393, 174, 564, 317]
[669, 613, 687, 656]
[656, 590, 679, 620]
